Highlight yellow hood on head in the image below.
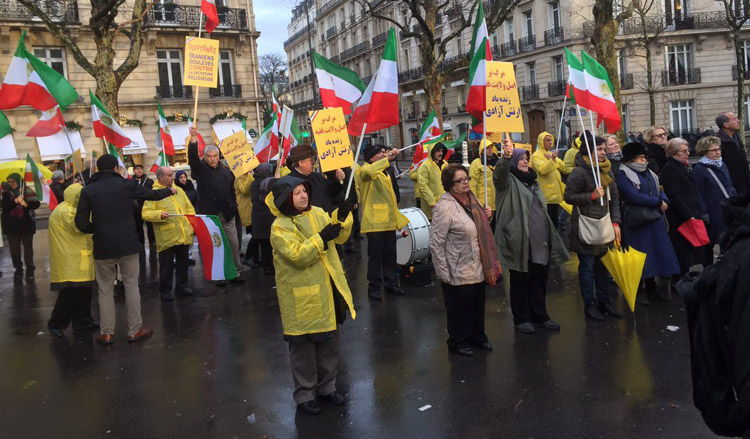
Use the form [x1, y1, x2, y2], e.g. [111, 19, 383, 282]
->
[62, 183, 83, 208]
[265, 191, 280, 218]
[479, 138, 497, 155]
[536, 131, 555, 151]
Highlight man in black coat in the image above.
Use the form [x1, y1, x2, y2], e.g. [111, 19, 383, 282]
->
[187, 126, 244, 284]
[716, 112, 750, 194]
[75, 154, 174, 344]
[132, 164, 156, 247]
[286, 144, 345, 214]
[49, 170, 67, 204]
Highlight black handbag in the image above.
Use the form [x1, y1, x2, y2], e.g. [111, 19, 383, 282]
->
[623, 203, 662, 228]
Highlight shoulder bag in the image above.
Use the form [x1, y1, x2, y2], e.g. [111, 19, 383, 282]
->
[578, 187, 615, 246]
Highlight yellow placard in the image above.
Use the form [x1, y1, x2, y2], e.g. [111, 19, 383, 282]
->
[484, 61, 524, 133]
[183, 36, 220, 88]
[309, 107, 353, 173]
[515, 143, 533, 154]
[219, 131, 260, 177]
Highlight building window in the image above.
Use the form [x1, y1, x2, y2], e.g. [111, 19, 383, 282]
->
[745, 95, 750, 131]
[523, 10, 533, 37]
[622, 104, 631, 134]
[552, 55, 563, 82]
[157, 49, 184, 97]
[504, 21, 515, 42]
[670, 100, 694, 135]
[665, 44, 692, 83]
[526, 61, 536, 86]
[666, 0, 689, 25]
[742, 40, 750, 69]
[548, 1, 561, 29]
[216, 50, 235, 96]
[33, 47, 67, 78]
[556, 110, 568, 146]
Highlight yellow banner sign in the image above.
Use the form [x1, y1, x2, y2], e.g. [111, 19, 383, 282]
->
[484, 61, 524, 133]
[219, 130, 259, 177]
[309, 107, 353, 173]
[183, 36, 220, 88]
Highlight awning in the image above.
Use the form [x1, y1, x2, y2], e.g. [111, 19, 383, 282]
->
[0, 134, 18, 162]
[415, 89, 425, 95]
[451, 79, 466, 87]
[169, 123, 190, 151]
[211, 120, 252, 146]
[443, 122, 452, 131]
[121, 126, 149, 155]
[37, 129, 86, 161]
[401, 91, 414, 97]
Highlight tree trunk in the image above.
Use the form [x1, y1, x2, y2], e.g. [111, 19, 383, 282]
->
[646, 46, 655, 126]
[736, 35, 746, 147]
[592, 1, 623, 139]
[91, 19, 120, 117]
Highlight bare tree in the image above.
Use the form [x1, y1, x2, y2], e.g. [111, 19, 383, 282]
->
[627, 0, 668, 126]
[16, 0, 154, 117]
[357, 0, 521, 125]
[718, 0, 750, 146]
[259, 53, 289, 117]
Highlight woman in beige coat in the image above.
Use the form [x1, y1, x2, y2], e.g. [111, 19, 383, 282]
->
[429, 165, 502, 356]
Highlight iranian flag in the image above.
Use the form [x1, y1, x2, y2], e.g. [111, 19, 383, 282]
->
[107, 143, 130, 179]
[419, 109, 441, 144]
[348, 28, 399, 136]
[150, 149, 169, 173]
[564, 47, 580, 105]
[201, 0, 219, 34]
[26, 105, 64, 137]
[313, 51, 366, 115]
[91, 91, 130, 147]
[157, 103, 175, 156]
[187, 116, 206, 158]
[271, 86, 282, 130]
[0, 110, 11, 138]
[186, 214, 238, 281]
[409, 143, 429, 171]
[466, 0, 492, 133]
[0, 31, 78, 112]
[254, 112, 279, 163]
[581, 51, 621, 133]
[23, 153, 57, 210]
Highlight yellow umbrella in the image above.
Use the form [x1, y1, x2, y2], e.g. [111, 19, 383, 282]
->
[0, 160, 53, 183]
[600, 245, 646, 312]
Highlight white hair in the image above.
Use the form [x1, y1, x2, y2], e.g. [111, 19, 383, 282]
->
[204, 145, 220, 156]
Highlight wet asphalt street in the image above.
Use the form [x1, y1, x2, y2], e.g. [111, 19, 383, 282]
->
[0, 180, 720, 439]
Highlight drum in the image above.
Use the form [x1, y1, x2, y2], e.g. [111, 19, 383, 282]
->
[396, 207, 431, 266]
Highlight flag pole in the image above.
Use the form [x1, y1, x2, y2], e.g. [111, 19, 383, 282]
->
[555, 86, 568, 152]
[344, 123, 367, 200]
[397, 135, 443, 153]
[483, 115, 488, 208]
[61, 118, 85, 186]
[587, 109, 604, 206]
[192, 13, 204, 124]
[576, 105, 603, 206]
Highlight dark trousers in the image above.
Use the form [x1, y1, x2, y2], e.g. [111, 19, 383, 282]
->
[509, 262, 551, 325]
[258, 239, 274, 273]
[48, 286, 93, 330]
[158, 244, 189, 293]
[547, 203, 559, 230]
[244, 236, 260, 262]
[288, 332, 339, 404]
[441, 282, 488, 350]
[7, 234, 34, 270]
[135, 214, 155, 246]
[578, 254, 611, 306]
[366, 230, 397, 293]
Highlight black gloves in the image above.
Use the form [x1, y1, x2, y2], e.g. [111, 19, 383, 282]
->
[319, 223, 342, 242]
[338, 200, 353, 221]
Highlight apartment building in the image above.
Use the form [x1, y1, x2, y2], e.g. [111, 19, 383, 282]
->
[0, 0, 263, 168]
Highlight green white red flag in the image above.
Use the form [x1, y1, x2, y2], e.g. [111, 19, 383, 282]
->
[313, 51, 366, 115]
[90, 91, 130, 147]
[466, 0, 492, 133]
[419, 109, 441, 144]
[254, 111, 279, 163]
[186, 214, 238, 280]
[107, 143, 130, 179]
[0, 31, 78, 111]
[24, 153, 57, 210]
[26, 105, 65, 137]
[0, 110, 11, 138]
[348, 28, 399, 136]
[201, 0, 219, 33]
[187, 116, 206, 158]
[565, 49, 621, 133]
[157, 103, 175, 156]
[150, 149, 169, 173]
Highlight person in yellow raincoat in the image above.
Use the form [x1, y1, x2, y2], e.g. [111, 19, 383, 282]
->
[470, 139, 498, 228]
[410, 165, 421, 208]
[531, 131, 566, 229]
[356, 145, 410, 300]
[47, 183, 98, 336]
[142, 166, 196, 301]
[235, 171, 260, 267]
[418, 142, 448, 220]
[563, 136, 581, 177]
[267, 175, 355, 415]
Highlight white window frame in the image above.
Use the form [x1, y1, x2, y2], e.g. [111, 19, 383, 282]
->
[665, 44, 693, 71]
[526, 61, 536, 86]
[552, 55, 563, 82]
[33, 47, 68, 79]
[745, 95, 750, 131]
[504, 21, 515, 42]
[218, 50, 235, 88]
[670, 100, 695, 134]
[523, 10, 534, 38]
[156, 49, 184, 89]
[622, 103, 631, 134]
[742, 40, 750, 69]
[548, 1, 561, 30]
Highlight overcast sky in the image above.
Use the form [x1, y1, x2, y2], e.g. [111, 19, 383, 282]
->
[255, 0, 295, 58]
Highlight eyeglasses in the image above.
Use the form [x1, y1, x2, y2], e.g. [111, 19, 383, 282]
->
[453, 177, 471, 184]
[677, 148, 689, 154]
[706, 148, 721, 153]
[654, 133, 667, 138]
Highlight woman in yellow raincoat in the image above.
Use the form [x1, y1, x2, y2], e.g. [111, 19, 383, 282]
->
[531, 131, 566, 229]
[267, 175, 355, 415]
[47, 184, 98, 336]
[418, 142, 448, 220]
[235, 171, 260, 266]
[470, 139, 498, 228]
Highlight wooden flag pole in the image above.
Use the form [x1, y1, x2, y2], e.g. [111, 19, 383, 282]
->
[483, 114, 488, 207]
[344, 123, 367, 200]
[192, 13, 204, 124]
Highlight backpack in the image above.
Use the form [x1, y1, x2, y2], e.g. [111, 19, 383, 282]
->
[681, 255, 750, 437]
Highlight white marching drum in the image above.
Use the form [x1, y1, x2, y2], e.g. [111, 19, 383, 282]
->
[396, 207, 431, 266]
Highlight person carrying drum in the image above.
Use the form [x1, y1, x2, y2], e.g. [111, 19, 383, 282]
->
[418, 142, 448, 220]
[470, 139, 499, 230]
[355, 145, 410, 300]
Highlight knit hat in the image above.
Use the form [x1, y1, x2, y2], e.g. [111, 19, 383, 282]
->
[621, 142, 649, 163]
[286, 144, 316, 168]
[510, 149, 530, 169]
[363, 144, 386, 162]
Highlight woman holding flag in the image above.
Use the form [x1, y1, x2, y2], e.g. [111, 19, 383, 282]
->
[2, 173, 40, 279]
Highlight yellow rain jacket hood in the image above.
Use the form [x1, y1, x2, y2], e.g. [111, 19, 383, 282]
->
[355, 158, 409, 233]
[235, 173, 254, 227]
[266, 177, 356, 336]
[531, 131, 566, 204]
[49, 183, 94, 288]
[141, 181, 196, 253]
[563, 136, 581, 175]
[470, 139, 497, 210]
[417, 143, 447, 220]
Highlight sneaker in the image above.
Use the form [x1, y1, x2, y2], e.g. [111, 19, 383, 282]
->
[584, 304, 605, 321]
[514, 322, 536, 334]
[535, 320, 561, 331]
[25, 269, 34, 280]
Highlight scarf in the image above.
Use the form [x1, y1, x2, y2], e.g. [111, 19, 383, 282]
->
[450, 191, 502, 286]
[606, 152, 623, 161]
[510, 167, 538, 186]
[582, 156, 613, 187]
[622, 162, 659, 191]
[699, 156, 723, 168]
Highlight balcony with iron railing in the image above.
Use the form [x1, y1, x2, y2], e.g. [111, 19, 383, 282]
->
[341, 41, 370, 62]
[292, 99, 316, 111]
[0, 0, 79, 24]
[156, 86, 193, 100]
[284, 23, 316, 49]
[544, 27, 564, 46]
[145, 5, 247, 31]
[209, 84, 242, 98]
[732, 65, 750, 80]
[372, 32, 387, 47]
[398, 67, 424, 83]
[620, 73, 634, 90]
[548, 80, 566, 97]
[661, 68, 701, 86]
[501, 41, 517, 57]
[326, 26, 337, 39]
[330, 54, 340, 63]
[518, 35, 536, 53]
[317, 0, 346, 18]
[521, 84, 539, 101]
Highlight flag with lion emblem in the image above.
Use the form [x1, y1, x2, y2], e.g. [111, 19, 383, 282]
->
[185, 214, 238, 280]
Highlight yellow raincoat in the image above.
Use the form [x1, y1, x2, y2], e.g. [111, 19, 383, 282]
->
[470, 139, 496, 210]
[235, 173, 254, 227]
[563, 137, 581, 175]
[531, 131, 566, 204]
[417, 145, 447, 220]
[355, 158, 409, 233]
[142, 182, 196, 253]
[410, 168, 420, 201]
[266, 190, 356, 336]
[49, 184, 94, 288]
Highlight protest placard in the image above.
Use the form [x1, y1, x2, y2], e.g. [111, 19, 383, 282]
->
[219, 130, 259, 177]
[183, 37, 220, 88]
[309, 107, 353, 173]
[484, 61, 524, 133]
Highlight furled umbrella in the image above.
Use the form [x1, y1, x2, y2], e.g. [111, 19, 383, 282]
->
[600, 244, 647, 313]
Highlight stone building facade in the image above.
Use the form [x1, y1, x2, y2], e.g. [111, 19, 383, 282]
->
[0, 0, 263, 168]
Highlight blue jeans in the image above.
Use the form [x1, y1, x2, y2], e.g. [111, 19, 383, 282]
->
[577, 255, 611, 306]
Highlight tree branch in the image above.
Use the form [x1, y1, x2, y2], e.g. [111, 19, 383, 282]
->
[114, 0, 158, 36]
[114, 0, 148, 82]
[355, 0, 410, 34]
[91, 0, 123, 23]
